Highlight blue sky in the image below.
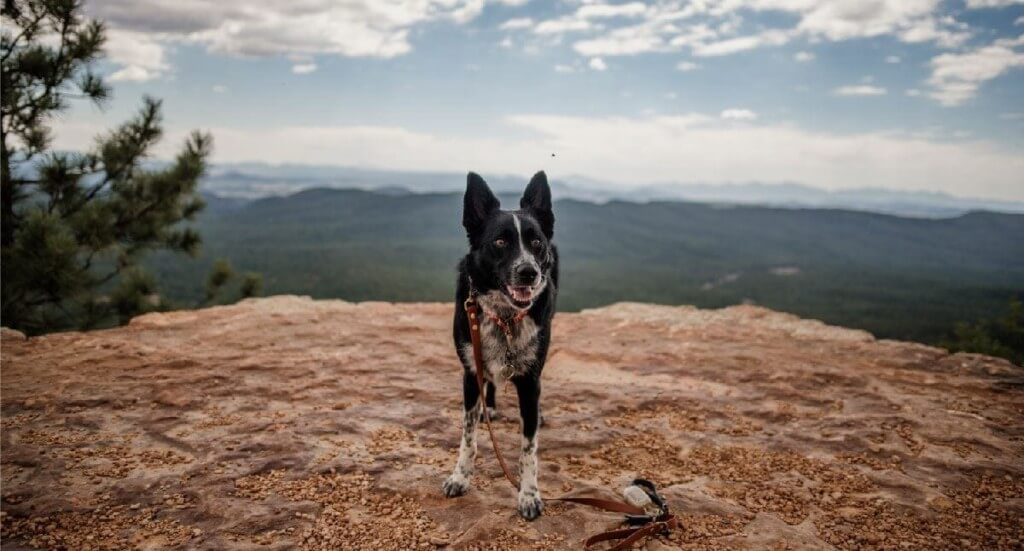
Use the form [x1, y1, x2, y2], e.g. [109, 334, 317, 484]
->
[53, 0, 1024, 200]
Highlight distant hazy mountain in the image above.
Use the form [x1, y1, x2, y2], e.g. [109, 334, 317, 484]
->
[612, 181, 1024, 218]
[202, 162, 1024, 218]
[150, 187, 1024, 346]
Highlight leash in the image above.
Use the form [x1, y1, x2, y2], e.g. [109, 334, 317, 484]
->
[464, 291, 679, 550]
[465, 293, 521, 488]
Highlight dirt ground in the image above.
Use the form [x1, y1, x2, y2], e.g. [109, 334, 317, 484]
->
[2, 296, 1022, 550]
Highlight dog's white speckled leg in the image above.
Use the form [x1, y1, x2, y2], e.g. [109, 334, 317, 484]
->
[443, 401, 481, 497]
[517, 434, 543, 519]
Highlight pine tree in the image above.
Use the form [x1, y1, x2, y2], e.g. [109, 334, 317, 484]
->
[2, 0, 257, 334]
[942, 297, 1024, 366]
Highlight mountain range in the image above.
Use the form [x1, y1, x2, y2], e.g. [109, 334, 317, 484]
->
[201, 162, 1024, 218]
[149, 186, 1024, 346]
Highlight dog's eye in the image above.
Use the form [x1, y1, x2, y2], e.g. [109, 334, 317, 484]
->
[531, 239, 542, 248]
[494, 239, 507, 248]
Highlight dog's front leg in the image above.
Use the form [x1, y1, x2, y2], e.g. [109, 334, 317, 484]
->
[443, 369, 481, 497]
[513, 375, 543, 520]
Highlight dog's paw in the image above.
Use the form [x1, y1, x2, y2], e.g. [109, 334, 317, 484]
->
[479, 407, 500, 422]
[517, 491, 544, 520]
[442, 474, 470, 498]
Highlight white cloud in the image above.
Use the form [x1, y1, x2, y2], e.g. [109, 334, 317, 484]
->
[499, 36, 514, 48]
[1000, 112, 1024, 120]
[570, 18, 717, 57]
[675, 61, 700, 71]
[833, 85, 888, 96]
[531, 0, 979, 59]
[898, 16, 970, 48]
[502, 114, 1024, 201]
[535, 17, 594, 35]
[795, 1, 927, 39]
[88, 0, 489, 66]
[664, 92, 678, 99]
[574, 30, 668, 56]
[794, 51, 815, 62]
[797, 3, 969, 47]
[720, 108, 757, 120]
[885, 55, 901, 63]
[905, 88, 922, 96]
[693, 30, 791, 57]
[212, 84, 227, 93]
[92, 0, 988, 73]
[292, 63, 317, 74]
[965, 0, 1024, 7]
[927, 36, 1024, 106]
[589, 57, 608, 71]
[108, 66, 157, 82]
[576, 3, 648, 19]
[500, 17, 534, 31]
[51, 113, 1024, 201]
[105, 29, 170, 81]
[554, 64, 576, 73]
[1017, 16, 1024, 25]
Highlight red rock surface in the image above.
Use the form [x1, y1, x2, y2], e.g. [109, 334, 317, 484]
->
[2, 296, 1022, 549]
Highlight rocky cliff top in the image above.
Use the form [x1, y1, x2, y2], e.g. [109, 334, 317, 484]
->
[2, 296, 1022, 549]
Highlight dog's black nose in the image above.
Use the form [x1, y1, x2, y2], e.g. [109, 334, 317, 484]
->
[515, 265, 539, 285]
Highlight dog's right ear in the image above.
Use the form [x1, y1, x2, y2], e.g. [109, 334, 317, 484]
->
[463, 172, 500, 243]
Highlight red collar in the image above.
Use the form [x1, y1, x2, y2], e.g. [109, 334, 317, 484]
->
[481, 307, 528, 339]
[468, 286, 529, 340]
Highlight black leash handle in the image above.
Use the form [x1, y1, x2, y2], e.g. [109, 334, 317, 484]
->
[551, 480, 678, 550]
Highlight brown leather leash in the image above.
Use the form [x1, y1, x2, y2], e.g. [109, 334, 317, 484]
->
[464, 293, 679, 550]
[465, 294, 521, 488]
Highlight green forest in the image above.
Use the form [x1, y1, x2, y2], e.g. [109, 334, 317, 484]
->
[148, 187, 1024, 350]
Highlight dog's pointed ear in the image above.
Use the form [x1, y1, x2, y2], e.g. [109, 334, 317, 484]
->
[520, 171, 554, 239]
[463, 172, 500, 242]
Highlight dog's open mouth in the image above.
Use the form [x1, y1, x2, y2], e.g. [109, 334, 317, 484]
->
[505, 285, 536, 308]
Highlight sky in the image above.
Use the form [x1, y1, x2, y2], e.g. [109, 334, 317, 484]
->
[48, 0, 1024, 200]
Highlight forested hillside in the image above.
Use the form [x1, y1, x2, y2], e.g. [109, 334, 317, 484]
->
[149, 188, 1024, 344]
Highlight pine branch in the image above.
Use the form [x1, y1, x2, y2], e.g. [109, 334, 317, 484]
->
[0, 6, 47, 63]
[2, 1, 232, 334]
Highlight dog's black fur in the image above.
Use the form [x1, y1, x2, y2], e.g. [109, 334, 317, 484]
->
[442, 171, 558, 520]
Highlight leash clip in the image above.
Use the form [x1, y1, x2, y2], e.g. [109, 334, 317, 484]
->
[622, 479, 669, 525]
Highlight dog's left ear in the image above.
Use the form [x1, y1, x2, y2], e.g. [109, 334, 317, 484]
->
[464, 172, 500, 245]
[520, 171, 554, 239]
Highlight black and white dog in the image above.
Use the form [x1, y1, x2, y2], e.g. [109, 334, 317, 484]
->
[442, 171, 558, 520]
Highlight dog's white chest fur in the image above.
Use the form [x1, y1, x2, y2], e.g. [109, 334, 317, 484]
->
[461, 291, 540, 381]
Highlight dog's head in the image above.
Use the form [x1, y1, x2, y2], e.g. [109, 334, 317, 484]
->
[462, 171, 554, 309]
